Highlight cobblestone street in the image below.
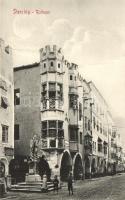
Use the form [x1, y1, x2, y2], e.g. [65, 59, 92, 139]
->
[2, 173, 125, 200]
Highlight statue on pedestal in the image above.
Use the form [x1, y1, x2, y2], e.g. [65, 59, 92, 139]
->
[25, 134, 41, 182]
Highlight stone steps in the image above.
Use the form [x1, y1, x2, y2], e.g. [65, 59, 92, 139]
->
[9, 181, 54, 193]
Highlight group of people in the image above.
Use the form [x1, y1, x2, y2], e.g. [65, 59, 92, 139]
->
[53, 172, 74, 195]
[42, 172, 74, 196]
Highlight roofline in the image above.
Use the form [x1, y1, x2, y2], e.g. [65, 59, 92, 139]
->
[88, 81, 109, 107]
[14, 62, 40, 72]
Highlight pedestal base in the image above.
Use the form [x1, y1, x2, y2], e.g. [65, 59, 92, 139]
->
[25, 174, 41, 183]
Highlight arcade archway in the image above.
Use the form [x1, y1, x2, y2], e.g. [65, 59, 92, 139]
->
[91, 158, 96, 177]
[0, 161, 5, 177]
[38, 155, 51, 180]
[85, 156, 90, 179]
[9, 158, 29, 183]
[60, 151, 72, 181]
[73, 154, 83, 180]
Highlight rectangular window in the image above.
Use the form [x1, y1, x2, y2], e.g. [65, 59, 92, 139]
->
[58, 63, 60, 68]
[42, 83, 47, 92]
[43, 63, 46, 68]
[14, 124, 19, 140]
[85, 117, 88, 130]
[49, 120, 56, 128]
[93, 117, 96, 129]
[88, 120, 91, 131]
[69, 127, 78, 141]
[2, 125, 8, 143]
[14, 89, 20, 105]
[1, 96, 8, 109]
[49, 139, 56, 148]
[70, 75, 72, 80]
[42, 121, 47, 129]
[49, 83, 56, 91]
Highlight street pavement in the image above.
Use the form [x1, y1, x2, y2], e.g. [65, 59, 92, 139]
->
[2, 173, 125, 200]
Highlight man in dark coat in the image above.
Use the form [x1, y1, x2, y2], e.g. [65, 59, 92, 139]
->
[53, 175, 59, 194]
[67, 172, 73, 195]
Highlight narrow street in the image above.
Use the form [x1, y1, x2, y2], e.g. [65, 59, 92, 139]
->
[2, 173, 125, 200]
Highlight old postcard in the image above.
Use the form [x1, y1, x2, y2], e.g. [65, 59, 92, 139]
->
[0, 0, 125, 199]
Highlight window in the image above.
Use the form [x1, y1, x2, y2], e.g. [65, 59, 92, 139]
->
[69, 126, 78, 141]
[41, 120, 64, 139]
[58, 121, 63, 129]
[50, 139, 56, 148]
[97, 121, 99, 131]
[43, 63, 46, 68]
[98, 138, 102, 152]
[49, 121, 56, 128]
[58, 63, 60, 68]
[2, 125, 8, 143]
[85, 117, 88, 130]
[93, 117, 96, 129]
[14, 124, 19, 140]
[88, 120, 91, 131]
[80, 132, 82, 144]
[1, 96, 8, 109]
[69, 94, 78, 109]
[14, 89, 20, 105]
[49, 83, 56, 91]
[100, 123, 102, 133]
[70, 75, 72, 80]
[42, 121, 47, 129]
[79, 103, 82, 121]
[50, 61, 53, 67]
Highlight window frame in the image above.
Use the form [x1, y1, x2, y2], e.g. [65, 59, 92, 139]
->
[2, 125, 8, 143]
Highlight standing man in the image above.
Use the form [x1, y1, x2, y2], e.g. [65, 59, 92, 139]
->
[53, 175, 59, 194]
[67, 172, 73, 196]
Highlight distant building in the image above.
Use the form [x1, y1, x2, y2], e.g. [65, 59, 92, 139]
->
[0, 39, 14, 178]
[13, 45, 123, 182]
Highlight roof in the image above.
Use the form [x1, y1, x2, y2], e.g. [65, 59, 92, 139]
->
[14, 62, 40, 72]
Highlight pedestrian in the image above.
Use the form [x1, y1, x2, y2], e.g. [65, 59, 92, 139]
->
[53, 175, 59, 194]
[67, 172, 73, 196]
[41, 174, 48, 192]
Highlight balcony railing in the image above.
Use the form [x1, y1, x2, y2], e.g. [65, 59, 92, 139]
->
[41, 99, 63, 110]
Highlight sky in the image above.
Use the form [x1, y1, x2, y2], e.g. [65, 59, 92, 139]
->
[0, 0, 125, 146]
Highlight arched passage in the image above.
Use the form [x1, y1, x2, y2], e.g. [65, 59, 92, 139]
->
[60, 151, 72, 181]
[100, 160, 104, 175]
[85, 156, 90, 179]
[73, 154, 83, 180]
[9, 158, 29, 183]
[104, 160, 107, 175]
[38, 155, 51, 181]
[0, 161, 5, 177]
[91, 158, 96, 177]
[107, 163, 111, 175]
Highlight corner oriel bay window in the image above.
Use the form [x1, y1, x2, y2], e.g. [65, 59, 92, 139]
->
[69, 94, 78, 110]
[41, 120, 64, 145]
[41, 82, 63, 110]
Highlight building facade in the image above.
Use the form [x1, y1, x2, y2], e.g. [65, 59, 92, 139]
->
[0, 39, 14, 178]
[13, 45, 123, 182]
